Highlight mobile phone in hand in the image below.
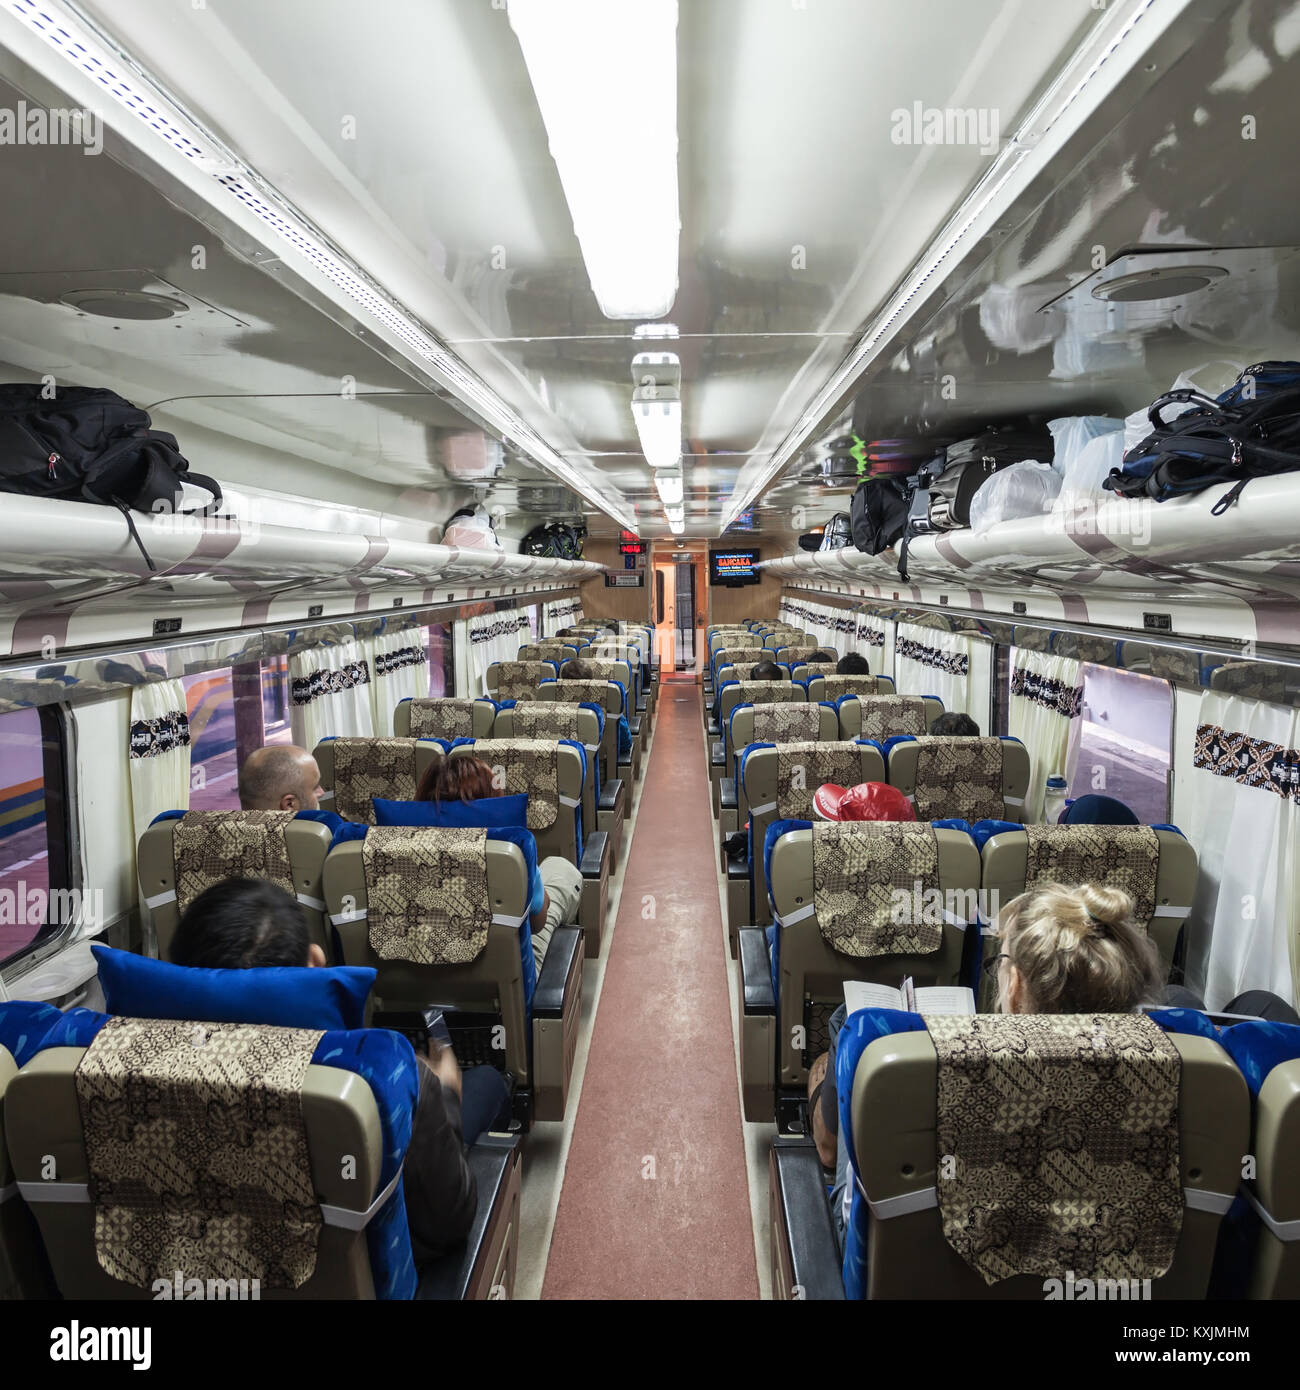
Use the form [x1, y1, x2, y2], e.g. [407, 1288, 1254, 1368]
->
[422, 1007, 453, 1052]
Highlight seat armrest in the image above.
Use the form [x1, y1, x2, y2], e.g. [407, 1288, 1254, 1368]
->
[628, 714, 642, 737]
[598, 778, 624, 813]
[533, 926, 583, 1018]
[770, 1140, 846, 1301]
[707, 718, 719, 736]
[720, 777, 737, 811]
[739, 926, 775, 1013]
[711, 738, 724, 767]
[415, 1135, 520, 1301]
[579, 830, 610, 880]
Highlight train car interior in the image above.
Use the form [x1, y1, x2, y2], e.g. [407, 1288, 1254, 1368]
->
[0, 0, 1298, 1340]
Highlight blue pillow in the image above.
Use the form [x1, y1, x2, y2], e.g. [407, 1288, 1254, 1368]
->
[92, 944, 375, 1031]
[372, 794, 530, 829]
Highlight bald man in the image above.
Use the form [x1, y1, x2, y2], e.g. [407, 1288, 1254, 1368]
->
[237, 744, 323, 812]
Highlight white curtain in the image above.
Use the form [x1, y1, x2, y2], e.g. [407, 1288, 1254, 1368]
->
[468, 610, 531, 695]
[128, 678, 191, 848]
[854, 609, 889, 672]
[366, 629, 429, 736]
[1008, 648, 1083, 822]
[1181, 692, 1299, 1010]
[289, 639, 375, 749]
[894, 622, 973, 718]
[543, 597, 584, 636]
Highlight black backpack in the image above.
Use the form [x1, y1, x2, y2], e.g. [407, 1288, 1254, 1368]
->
[849, 475, 911, 555]
[0, 385, 220, 568]
[520, 520, 585, 560]
[1105, 361, 1300, 510]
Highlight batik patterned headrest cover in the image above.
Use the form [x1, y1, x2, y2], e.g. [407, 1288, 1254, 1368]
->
[713, 646, 762, 669]
[581, 660, 630, 685]
[75, 1017, 324, 1289]
[927, 1012, 1182, 1285]
[810, 821, 943, 957]
[912, 737, 1006, 821]
[506, 700, 583, 742]
[790, 662, 839, 678]
[715, 661, 767, 682]
[712, 632, 762, 650]
[749, 702, 825, 744]
[458, 739, 559, 831]
[518, 642, 577, 664]
[362, 825, 493, 964]
[723, 681, 799, 714]
[551, 679, 616, 712]
[406, 697, 477, 740]
[488, 661, 557, 700]
[774, 742, 863, 818]
[772, 645, 819, 663]
[813, 675, 881, 699]
[1022, 824, 1160, 926]
[172, 810, 295, 915]
[332, 737, 422, 824]
[846, 695, 928, 740]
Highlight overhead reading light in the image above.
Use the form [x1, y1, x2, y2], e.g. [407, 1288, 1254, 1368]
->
[3, 0, 637, 532]
[655, 471, 684, 506]
[509, 0, 679, 319]
[633, 393, 682, 470]
[718, 0, 1194, 532]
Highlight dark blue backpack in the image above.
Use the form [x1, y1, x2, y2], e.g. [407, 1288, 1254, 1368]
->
[1105, 361, 1300, 512]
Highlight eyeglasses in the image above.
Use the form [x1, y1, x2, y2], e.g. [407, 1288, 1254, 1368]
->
[988, 952, 1011, 974]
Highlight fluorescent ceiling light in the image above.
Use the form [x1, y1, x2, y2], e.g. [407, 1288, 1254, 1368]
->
[718, 0, 1192, 532]
[655, 472, 684, 506]
[632, 395, 681, 470]
[635, 322, 680, 338]
[2, 0, 637, 533]
[509, 0, 679, 319]
[663, 502, 684, 523]
[668, 517, 685, 535]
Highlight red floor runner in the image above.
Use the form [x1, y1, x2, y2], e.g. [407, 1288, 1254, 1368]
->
[541, 685, 759, 1300]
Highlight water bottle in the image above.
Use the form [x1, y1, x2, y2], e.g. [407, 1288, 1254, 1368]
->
[1043, 774, 1068, 825]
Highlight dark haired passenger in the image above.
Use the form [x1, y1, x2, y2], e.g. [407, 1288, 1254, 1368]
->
[835, 652, 871, 676]
[415, 756, 581, 968]
[929, 711, 981, 737]
[171, 877, 509, 1268]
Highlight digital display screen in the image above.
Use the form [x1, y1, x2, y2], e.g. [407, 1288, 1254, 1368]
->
[728, 509, 755, 533]
[709, 548, 760, 586]
[618, 530, 645, 555]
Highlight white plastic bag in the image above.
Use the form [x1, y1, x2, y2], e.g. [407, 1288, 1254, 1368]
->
[1056, 428, 1126, 508]
[1123, 359, 1244, 453]
[969, 460, 1062, 532]
[1046, 415, 1124, 477]
[441, 504, 501, 550]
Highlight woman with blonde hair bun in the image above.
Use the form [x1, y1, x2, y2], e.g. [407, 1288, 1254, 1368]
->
[992, 881, 1163, 1015]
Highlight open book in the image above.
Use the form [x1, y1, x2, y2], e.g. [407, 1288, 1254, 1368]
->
[843, 977, 975, 1019]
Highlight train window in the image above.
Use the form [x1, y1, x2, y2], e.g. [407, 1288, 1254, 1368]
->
[183, 669, 239, 811]
[260, 655, 295, 746]
[425, 623, 453, 697]
[0, 706, 71, 970]
[1067, 663, 1173, 823]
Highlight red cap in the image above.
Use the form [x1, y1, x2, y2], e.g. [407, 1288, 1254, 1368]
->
[813, 781, 916, 823]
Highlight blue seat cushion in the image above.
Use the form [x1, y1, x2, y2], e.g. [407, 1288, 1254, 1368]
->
[32, 1008, 419, 1300]
[93, 944, 376, 1031]
[0, 999, 64, 1067]
[372, 794, 529, 829]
